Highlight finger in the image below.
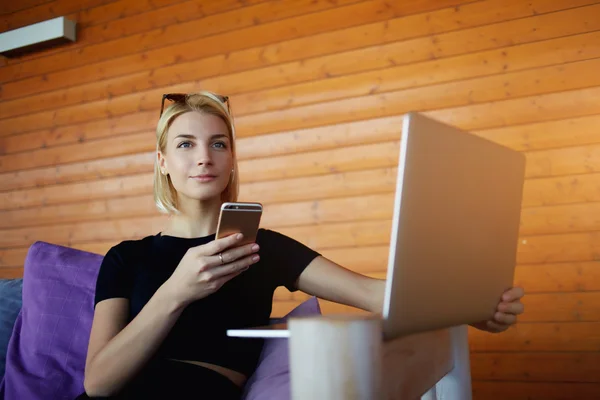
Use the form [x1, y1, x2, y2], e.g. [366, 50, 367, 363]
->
[200, 233, 244, 256]
[498, 301, 525, 315]
[502, 286, 525, 302]
[219, 242, 260, 265]
[485, 320, 509, 333]
[206, 254, 260, 280]
[493, 312, 517, 325]
[203, 242, 259, 269]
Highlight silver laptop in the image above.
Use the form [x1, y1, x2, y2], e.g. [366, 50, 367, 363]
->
[227, 112, 526, 340]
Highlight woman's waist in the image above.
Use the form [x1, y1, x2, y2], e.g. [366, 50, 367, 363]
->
[168, 358, 247, 387]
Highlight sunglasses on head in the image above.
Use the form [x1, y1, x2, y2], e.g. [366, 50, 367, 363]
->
[159, 92, 230, 117]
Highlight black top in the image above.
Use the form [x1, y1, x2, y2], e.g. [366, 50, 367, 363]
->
[93, 228, 321, 377]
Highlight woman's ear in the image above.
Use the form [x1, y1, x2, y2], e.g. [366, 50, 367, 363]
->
[157, 151, 168, 175]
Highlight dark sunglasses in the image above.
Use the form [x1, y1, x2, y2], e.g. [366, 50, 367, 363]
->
[159, 92, 230, 117]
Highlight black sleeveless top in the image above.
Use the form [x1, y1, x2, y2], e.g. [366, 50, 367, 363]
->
[93, 228, 321, 377]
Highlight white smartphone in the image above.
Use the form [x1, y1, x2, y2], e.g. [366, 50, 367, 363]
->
[215, 202, 263, 246]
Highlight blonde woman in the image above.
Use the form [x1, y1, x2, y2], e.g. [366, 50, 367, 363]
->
[78, 92, 525, 399]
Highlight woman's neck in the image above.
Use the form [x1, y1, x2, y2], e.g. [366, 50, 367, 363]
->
[162, 197, 222, 238]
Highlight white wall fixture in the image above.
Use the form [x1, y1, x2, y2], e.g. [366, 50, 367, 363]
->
[0, 16, 76, 57]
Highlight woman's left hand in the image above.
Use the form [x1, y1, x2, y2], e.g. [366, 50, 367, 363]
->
[471, 286, 525, 333]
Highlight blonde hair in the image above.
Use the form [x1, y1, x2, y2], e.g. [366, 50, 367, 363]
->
[153, 91, 239, 214]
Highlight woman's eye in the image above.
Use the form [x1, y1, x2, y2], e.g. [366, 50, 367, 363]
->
[177, 141, 192, 148]
[213, 141, 227, 149]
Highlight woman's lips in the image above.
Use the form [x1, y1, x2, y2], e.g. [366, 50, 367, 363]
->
[190, 174, 217, 182]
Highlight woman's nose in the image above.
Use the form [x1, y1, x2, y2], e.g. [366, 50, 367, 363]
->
[195, 145, 213, 165]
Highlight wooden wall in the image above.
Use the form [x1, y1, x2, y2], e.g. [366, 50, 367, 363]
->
[1, 0, 600, 398]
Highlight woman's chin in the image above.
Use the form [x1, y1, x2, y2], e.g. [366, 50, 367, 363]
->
[180, 189, 226, 203]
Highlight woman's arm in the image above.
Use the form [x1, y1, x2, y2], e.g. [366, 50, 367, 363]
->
[83, 286, 184, 397]
[294, 256, 386, 314]
[295, 256, 524, 333]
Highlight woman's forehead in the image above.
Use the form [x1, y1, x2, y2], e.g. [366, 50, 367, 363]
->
[168, 111, 229, 138]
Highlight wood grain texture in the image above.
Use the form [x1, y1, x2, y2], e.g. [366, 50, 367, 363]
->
[471, 352, 600, 382]
[1, 0, 270, 63]
[1, 0, 599, 397]
[469, 322, 600, 352]
[4, 5, 600, 121]
[472, 381, 600, 400]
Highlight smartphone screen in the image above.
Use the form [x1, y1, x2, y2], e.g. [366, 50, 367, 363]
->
[215, 202, 263, 246]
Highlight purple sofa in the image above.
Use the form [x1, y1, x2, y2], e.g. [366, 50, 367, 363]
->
[0, 241, 321, 400]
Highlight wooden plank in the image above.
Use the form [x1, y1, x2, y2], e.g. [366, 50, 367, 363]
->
[0, 0, 244, 33]
[520, 202, 600, 236]
[517, 231, 600, 265]
[479, 114, 600, 152]
[7, 9, 600, 138]
[0, 0, 586, 102]
[1, 0, 120, 30]
[0, 0, 62, 16]
[0, 268, 24, 279]
[4, 4, 599, 122]
[515, 261, 600, 293]
[523, 172, 600, 208]
[0, 133, 155, 173]
[471, 353, 600, 382]
[230, 52, 600, 118]
[0, 172, 156, 210]
[3, 0, 268, 65]
[0, 0, 442, 84]
[0, 215, 168, 249]
[526, 143, 600, 179]
[472, 381, 600, 400]
[518, 292, 600, 323]
[469, 322, 600, 352]
[0, 151, 155, 192]
[233, 82, 600, 140]
[0, 193, 156, 229]
[0, 247, 30, 268]
[0, 111, 157, 155]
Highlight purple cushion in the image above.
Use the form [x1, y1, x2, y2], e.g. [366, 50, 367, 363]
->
[242, 297, 322, 400]
[0, 242, 103, 400]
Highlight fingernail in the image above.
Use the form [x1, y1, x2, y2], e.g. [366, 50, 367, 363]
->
[252, 255, 260, 262]
[252, 244, 260, 251]
[236, 233, 243, 240]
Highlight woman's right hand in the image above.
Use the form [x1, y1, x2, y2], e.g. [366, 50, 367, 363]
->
[162, 233, 260, 308]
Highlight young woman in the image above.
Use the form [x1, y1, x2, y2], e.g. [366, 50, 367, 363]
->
[78, 91, 525, 399]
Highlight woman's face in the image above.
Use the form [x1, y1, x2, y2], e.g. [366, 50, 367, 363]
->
[158, 111, 233, 204]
